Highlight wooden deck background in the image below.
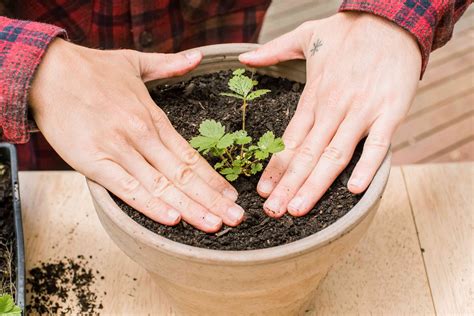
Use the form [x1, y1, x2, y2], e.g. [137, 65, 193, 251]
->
[259, 1, 474, 165]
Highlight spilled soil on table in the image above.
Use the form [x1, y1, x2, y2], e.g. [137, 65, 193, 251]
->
[115, 70, 364, 250]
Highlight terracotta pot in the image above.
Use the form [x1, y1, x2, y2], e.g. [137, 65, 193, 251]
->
[87, 43, 391, 316]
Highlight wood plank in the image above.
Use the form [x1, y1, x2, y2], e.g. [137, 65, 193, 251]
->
[409, 71, 473, 119]
[310, 167, 434, 315]
[430, 139, 474, 163]
[19, 169, 436, 315]
[392, 113, 474, 164]
[393, 92, 474, 149]
[18, 172, 174, 315]
[402, 163, 474, 315]
[429, 28, 474, 67]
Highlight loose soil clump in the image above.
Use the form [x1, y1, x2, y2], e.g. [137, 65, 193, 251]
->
[116, 70, 364, 250]
[26, 256, 105, 315]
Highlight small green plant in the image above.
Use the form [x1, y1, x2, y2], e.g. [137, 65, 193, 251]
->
[190, 69, 284, 181]
[0, 294, 21, 315]
[220, 68, 270, 130]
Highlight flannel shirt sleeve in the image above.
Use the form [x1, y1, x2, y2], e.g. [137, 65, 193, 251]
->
[339, 0, 472, 77]
[0, 17, 66, 143]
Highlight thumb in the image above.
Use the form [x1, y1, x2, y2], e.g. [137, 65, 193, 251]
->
[137, 50, 202, 82]
[239, 25, 309, 67]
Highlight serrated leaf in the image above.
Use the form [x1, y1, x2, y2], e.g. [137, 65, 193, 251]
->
[232, 159, 243, 167]
[0, 294, 21, 315]
[228, 74, 254, 97]
[258, 131, 275, 150]
[248, 145, 259, 151]
[216, 133, 235, 149]
[254, 150, 269, 160]
[199, 119, 225, 139]
[267, 137, 285, 153]
[250, 163, 263, 174]
[220, 92, 244, 99]
[214, 161, 225, 169]
[233, 68, 245, 75]
[225, 173, 239, 181]
[247, 89, 271, 101]
[220, 168, 235, 175]
[190, 135, 217, 152]
[233, 130, 252, 145]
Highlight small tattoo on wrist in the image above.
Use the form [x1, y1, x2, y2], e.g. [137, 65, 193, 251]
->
[310, 39, 323, 56]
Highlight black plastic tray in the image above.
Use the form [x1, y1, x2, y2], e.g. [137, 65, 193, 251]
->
[0, 143, 25, 312]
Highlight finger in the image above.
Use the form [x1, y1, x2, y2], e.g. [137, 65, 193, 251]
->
[263, 110, 343, 217]
[287, 117, 367, 216]
[347, 117, 395, 194]
[256, 82, 317, 199]
[143, 100, 238, 201]
[137, 50, 202, 82]
[115, 149, 227, 232]
[238, 22, 313, 66]
[87, 159, 181, 226]
[123, 118, 245, 226]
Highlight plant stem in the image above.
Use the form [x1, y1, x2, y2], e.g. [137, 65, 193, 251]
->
[242, 98, 247, 131]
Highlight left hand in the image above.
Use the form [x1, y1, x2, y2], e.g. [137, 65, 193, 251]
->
[239, 12, 421, 218]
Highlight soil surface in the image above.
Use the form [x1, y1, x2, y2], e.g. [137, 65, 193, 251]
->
[116, 70, 364, 250]
[0, 163, 16, 297]
[26, 256, 105, 315]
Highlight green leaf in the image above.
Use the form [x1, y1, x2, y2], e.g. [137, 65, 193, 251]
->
[233, 130, 252, 145]
[258, 131, 276, 150]
[232, 68, 245, 75]
[190, 135, 217, 152]
[254, 150, 269, 160]
[216, 133, 235, 149]
[250, 163, 263, 174]
[228, 74, 254, 97]
[247, 89, 271, 101]
[232, 159, 243, 167]
[220, 168, 235, 175]
[268, 138, 285, 153]
[0, 294, 21, 315]
[225, 173, 239, 181]
[199, 119, 225, 139]
[214, 161, 225, 169]
[248, 145, 259, 151]
[252, 80, 258, 86]
[220, 92, 244, 99]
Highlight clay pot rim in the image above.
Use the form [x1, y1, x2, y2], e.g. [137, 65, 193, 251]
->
[87, 43, 391, 265]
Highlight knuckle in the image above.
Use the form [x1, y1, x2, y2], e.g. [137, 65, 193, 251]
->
[119, 176, 140, 195]
[182, 148, 200, 166]
[297, 144, 315, 162]
[366, 134, 390, 150]
[322, 146, 347, 166]
[150, 110, 168, 127]
[150, 174, 171, 197]
[174, 165, 195, 186]
[128, 114, 151, 136]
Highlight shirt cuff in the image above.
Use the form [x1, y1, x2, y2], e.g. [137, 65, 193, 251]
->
[0, 17, 66, 143]
[339, 0, 436, 78]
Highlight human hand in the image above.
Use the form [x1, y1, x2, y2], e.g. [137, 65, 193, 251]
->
[30, 39, 244, 232]
[239, 12, 421, 217]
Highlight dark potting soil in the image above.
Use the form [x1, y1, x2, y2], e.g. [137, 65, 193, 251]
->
[0, 163, 16, 297]
[115, 70, 364, 250]
[26, 256, 105, 315]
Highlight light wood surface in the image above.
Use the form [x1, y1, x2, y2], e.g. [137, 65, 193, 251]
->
[260, 1, 474, 165]
[402, 163, 474, 315]
[19, 163, 474, 315]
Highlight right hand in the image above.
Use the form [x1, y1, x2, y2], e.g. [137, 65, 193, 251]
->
[29, 38, 244, 232]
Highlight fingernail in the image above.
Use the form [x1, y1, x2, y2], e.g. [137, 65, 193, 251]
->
[258, 180, 274, 195]
[264, 197, 282, 215]
[226, 205, 244, 223]
[223, 188, 238, 201]
[204, 213, 221, 228]
[167, 209, 181, 222]
[348, 176, 363, 189]
[240, 51, 256, 60]
[185, 50, 200, 60]
[288, 196, 306, 214]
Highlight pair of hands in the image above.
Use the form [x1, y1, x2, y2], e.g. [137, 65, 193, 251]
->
[30, 13, 421, 232]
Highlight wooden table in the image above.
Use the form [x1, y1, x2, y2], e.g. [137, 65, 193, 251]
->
[19, 163, 473, 315]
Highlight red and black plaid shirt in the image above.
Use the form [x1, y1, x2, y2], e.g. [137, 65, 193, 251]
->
[0, 0, 471, 170]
